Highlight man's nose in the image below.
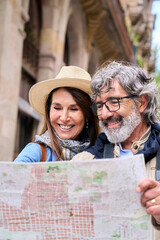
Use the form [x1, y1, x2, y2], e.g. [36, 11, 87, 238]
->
[99, 105, 114, 120]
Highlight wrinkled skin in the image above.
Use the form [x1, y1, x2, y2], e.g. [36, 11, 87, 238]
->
[136, 178, 160, 223]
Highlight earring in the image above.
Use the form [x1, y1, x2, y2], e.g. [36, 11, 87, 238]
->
[86, 122, 89, 129]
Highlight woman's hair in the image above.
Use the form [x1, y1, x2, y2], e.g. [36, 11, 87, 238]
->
[41, 87, 99, 159]
[91, 61, 160, 125]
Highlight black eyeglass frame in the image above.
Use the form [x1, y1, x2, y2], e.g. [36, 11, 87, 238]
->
[91, 95, 135, 116]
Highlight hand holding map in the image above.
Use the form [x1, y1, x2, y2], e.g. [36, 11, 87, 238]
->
[137, 178, 160, 223]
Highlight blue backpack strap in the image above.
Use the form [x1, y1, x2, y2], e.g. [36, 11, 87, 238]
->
[103, 142, 114, 158]
[155, 147, 160, 182]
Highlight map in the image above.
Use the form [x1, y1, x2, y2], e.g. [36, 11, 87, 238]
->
[0, 154, 152, 239]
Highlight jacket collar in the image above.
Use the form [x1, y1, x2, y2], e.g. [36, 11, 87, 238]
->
[113, 123, 160, 162]
[87, 123, 160, 162]
[137, 123, 160, 163]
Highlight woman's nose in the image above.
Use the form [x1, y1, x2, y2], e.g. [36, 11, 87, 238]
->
[60, 110, 70, 121]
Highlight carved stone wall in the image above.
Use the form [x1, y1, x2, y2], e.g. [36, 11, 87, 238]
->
[0, 0, 29, 161]
[120, 0, 155, 72]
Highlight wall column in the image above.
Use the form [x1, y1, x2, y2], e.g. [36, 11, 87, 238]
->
[37, 0, 71, 81]
[0, 0, 29, 161]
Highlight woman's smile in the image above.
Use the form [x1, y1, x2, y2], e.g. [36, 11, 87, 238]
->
[50, 88, 85, 140]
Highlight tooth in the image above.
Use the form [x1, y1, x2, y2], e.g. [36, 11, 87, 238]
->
[60, 125, 71, 129]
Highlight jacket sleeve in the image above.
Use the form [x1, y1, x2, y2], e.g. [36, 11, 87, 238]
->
[14, 143, 42, 163]
[152, 216, 160, 231]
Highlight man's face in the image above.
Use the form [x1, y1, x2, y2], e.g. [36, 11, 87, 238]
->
[96, 80, 142, 143]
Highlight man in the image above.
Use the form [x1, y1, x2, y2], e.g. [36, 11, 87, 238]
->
[73, 61, 160, 238]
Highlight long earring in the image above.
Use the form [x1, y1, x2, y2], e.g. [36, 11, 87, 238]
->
[86, 121, 89, 129]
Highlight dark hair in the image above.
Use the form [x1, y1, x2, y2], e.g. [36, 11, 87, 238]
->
[41, 87, 99, 159]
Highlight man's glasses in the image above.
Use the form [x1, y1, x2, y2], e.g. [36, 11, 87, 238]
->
[91, 95, 135, 116]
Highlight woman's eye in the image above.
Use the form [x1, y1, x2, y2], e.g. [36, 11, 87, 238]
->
[53, 107, 61, 110]
[71, 108, 78, 111]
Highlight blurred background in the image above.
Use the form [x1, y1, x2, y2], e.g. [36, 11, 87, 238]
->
[0, 0, 159, 161]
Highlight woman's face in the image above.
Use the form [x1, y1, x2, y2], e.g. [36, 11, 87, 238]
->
[49, 88, 85, 140]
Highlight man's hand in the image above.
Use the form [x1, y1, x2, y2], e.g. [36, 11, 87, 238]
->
[136, 178, 160, 223]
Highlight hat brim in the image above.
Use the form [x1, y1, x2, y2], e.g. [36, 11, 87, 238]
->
[29, 77, 91, 115]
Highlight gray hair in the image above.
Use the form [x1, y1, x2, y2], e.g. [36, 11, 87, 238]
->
[91, 61, 159, 125]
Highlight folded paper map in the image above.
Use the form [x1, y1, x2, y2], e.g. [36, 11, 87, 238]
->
[0, 154, 152, 239]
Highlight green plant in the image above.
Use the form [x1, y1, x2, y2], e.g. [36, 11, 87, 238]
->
[136, 57, 144, 68]
[154, 70, 160, 90]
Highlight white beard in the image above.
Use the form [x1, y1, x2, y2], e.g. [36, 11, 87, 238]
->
[99, 104, 141, 143]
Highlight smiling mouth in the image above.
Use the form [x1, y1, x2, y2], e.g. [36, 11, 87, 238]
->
[103, 116, 122, 129]
[59, 124, 73, 130]
[107, 121, 121, 128]
[108, 122, 121, 128]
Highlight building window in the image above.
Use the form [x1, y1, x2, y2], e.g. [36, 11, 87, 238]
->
[14, 111, 38, 159]
[22, 0, 41, 77]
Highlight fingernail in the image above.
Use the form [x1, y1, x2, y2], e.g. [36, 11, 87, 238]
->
[136, 186, 141, 193]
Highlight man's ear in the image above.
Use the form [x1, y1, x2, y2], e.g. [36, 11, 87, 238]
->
[137, 94, 148, 113]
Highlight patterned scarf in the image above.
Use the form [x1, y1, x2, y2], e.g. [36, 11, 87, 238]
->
[35, 130, 91, 160]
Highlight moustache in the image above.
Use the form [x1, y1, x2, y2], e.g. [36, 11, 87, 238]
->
[101, 116, 123, 127]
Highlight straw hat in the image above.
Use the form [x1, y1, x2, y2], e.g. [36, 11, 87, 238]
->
[29, 65, 91, 115]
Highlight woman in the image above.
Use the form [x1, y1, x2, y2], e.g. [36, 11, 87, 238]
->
[14, 65, 99, 162]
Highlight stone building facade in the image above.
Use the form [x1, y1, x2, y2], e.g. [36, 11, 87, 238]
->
[0, 0, 155, 161]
